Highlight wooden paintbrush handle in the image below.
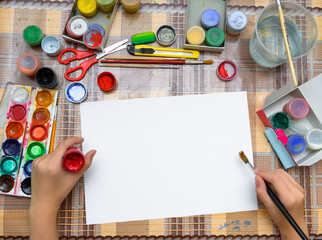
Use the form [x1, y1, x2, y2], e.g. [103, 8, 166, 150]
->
[100, 60, 185, 64]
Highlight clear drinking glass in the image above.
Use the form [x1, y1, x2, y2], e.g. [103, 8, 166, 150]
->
[249, 1, 317, 68]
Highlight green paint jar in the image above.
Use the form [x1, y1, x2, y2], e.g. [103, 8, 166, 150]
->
[96, 0, 116, 13]
[205, 27, 225, 47]
[23, 25, 44, 47]
[0, 156, 18, 175]
[269, 112, 291, 130]
[27, 141, 46, 159]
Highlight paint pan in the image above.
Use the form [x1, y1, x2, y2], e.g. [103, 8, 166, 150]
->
[23, 160, 33, 177]
[286, 134, 306, 154]
[41, 35, 63, 56]
[36, 90, 53, 107]
[0, 157, 18, 175]
[83, 28, 103, 49]
[26, 142, 46, 159]
[30, 125, 47, 142]
[12, 87, 29, 104]
[6, 122, 24, 139]
[62, 147, 85, 172]
[9, 105, 27, 121]
[21, 177, 31, 195]
[0, 175, 15, 193]
[65, 82, 87, 103]
[17, 53, 40, 77]
[2, 139, 21, 156]
[35, 67, 58, 89]
[33, 108, 50, 124]
[66, 15, 89, 39]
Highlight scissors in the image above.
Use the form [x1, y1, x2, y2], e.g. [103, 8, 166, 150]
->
[57, 39, 129, 81]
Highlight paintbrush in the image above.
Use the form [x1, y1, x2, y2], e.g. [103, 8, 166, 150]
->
[276, 0, 298, 88]
[100, 59, 214, 65]
[239, 151, 308, 240]
[104, 56, 183, 60]
[99, 63, 180, 69]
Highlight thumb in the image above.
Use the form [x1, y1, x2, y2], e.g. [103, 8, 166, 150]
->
[79, 150, 96, 175]
[256, 175, 275, 209]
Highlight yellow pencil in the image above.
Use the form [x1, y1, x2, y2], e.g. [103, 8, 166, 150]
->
[49, 119, 56, 153]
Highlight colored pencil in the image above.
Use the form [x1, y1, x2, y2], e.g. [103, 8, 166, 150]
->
[99, 63, 180, 69]
[49, 118, 56, 153]
[104, 56, 183, 60]
[276, 0, 298, 88]
[239, 151, 308, 240]
[100, 59, 214, 65]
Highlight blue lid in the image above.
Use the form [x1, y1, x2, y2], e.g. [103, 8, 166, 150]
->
[201, 9, 220, 29]
[227, 11, 248, 32]
[23, 160, 33, 177]
[65, 82, 87, 103]
[286, 134, 306, 154]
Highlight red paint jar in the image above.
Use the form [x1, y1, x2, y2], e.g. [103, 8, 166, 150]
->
[62, 147, 85, 172]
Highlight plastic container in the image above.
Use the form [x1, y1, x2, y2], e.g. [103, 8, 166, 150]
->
[283, 98, 309, 120]
[17, 53, 40, 77]
[201, 9, 220, 29]
[226, 11, 248, 35]
[304, 128, 322, 150]
[217, 60, 237, 81]
[286, 134, 306, 154]
[83, 28, 103, 49]
[97, 72, 116, 91]
[121, 0, 140, 13]
[88, 24, 105, 37]
[23, 25, 44, 47]
[35, 67, 58, 89]
[205, 27, 225, 47]
[156, 25, 177, 46]
[97, 0, 116, 12]
[186, 26, 206, 45]
[66, 16, 89, 39]
[78, 0, 97, 17]
[65, 82, 87, 103]
[62, 147, 85, 172]
[269, 112, 291, 130]
[41, 35, 63, 56]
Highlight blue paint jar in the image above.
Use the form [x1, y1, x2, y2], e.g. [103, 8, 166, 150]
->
[201, 9, 220, 29]
[227, 11, 248, 35]
[65, 82, 87, 103]
[286, 134, 306, 154]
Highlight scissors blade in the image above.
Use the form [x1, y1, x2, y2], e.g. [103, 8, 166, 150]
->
[96, 39, 129, 60]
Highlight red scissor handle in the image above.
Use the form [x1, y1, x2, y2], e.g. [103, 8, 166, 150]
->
[57, 48, 94, 65]
[64, 57, 98, 81]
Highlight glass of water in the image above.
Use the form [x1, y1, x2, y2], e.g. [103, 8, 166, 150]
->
[249, 1, 317, 68]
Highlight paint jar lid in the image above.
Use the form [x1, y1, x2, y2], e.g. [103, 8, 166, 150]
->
[33, 108, 50, 124]
[41, 35, 62, 56]
[62, 147, 85, 172]
[97, 0, 115, 6]
[65, 82, 87, 103]
[83, 28, 103, 49]
[287, 98, 309, 119]
[27, 142, 46, 159]
[66, 16, 89, 39]
[201, 9, 220, 29]
[217, 60, 237, 81]
[78, 0, 97, 17]
[269, 112, 291, 130]
[97, 72, 116, 91]
[227, 11, 248, 32]
[17, 53, 40, 76]
[186, 26, 205, 45]
[30, 125, 47, 141]
[21, 177, 31, 195]
[0, 156, 18, 174]
[88, 24, 105, 37]
[23, 25, 44, 46]
[156, 25, 177, 46]
[2, 139, 20, 156]
[304, 128, 322, 150]
[36, 90, 53, 107]
[9, 104, 27, 121]
[6, 122, 24, 139]
[12, 87, 29, 104]
[23, 160, 33, 177]
[0, 175, 15, 193]
[286, 134, 306, 154]
[206, 27, 225, 47]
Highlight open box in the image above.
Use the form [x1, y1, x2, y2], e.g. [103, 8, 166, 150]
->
[61, 0, 120, 51]
[257, 74, 322, 169]
[184, 0, 227, 53]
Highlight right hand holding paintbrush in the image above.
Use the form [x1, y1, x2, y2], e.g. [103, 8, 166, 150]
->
[255, 169, 309, 240]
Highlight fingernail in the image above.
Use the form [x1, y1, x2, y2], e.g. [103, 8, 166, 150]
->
[91, 150, 97, 158]
[254, 169, 260, 175]
[255, 177, 260, 186]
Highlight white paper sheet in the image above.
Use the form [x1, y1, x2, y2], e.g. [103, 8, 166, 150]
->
[80, 92, 258, 225]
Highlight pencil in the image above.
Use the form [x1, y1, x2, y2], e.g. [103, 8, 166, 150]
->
[276, 0, 298, 88]
[99, 63, 180, 69]
[239, 151, 308, 240]
[104, 56, 183, 60]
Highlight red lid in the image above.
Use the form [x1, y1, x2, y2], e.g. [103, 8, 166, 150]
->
[217, 60, 237, 81]
[62, 147, 85, 172]
[97, 72, 116, 91]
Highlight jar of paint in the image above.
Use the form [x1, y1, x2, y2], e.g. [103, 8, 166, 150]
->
[35, 67, 58, 89]
[0, 175, 15, 193]
[27, 142, 46, 159]
[226, 11, 248, 35]
[289, 122, 307, 136]
[286, 134, 306, 154]
[2, 139, 21, 156]
[62, 147, 85, 172]
[201, 9, 220, 29]
[66, 16, 89, 39]
[186, 26, 206, 45]
[78, 0, 97, 17]
[0, 156, 18, 175]
[12, 87, 29, 104]
[41, 35, 64, 56]
[217, 60, 238, 81]
[283, 98, 309, 120]
[268, 112, 291, 130]
[23, 160, 33, 177]
[121, 0, 141, 13]
[65, 82, 88, 103]
[23, 25, 44, 47]
[205, 27, 225, 47]
[21, 177, 31, 195]
[304, 128, 322, 150]
[6, 122, 24, 139]
[88, 24, 105, 37]
[97, 0, 116, 12]
[97, 72, 116, 91]
[156, 25, 177, 46]
[83, 28, 103, 49]
[17, 53, 40, 77]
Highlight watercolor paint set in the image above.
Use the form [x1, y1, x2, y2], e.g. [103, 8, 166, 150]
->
[0, 83, 58, 197]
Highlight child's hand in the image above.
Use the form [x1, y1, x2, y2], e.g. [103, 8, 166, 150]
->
[255, 169, 309, 240]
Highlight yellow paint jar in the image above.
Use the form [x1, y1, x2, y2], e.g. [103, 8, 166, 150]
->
[186, 26, 206, 45]
[96, 0, 116, 13]
[78, 0, 97, 18]
[121, 0, 141, 13]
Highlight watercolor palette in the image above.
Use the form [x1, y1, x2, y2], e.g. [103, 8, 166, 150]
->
[0, 83, 58, 197]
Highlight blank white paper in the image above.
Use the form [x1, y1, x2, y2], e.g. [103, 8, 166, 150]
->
[80, 92, 258, 225]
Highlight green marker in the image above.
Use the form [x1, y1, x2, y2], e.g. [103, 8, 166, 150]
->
[27, 141, 46, 159]
[205, 27, 225, 47]
[0, 157, 18, 175]
[131, 31, 156, 45]
[23, 25, 44, 47]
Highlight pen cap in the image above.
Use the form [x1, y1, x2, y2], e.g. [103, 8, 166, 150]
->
[304, 128, 322, 150]
[62, 147, 85, 172]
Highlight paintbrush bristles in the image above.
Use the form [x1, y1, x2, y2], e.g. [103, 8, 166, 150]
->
[239, 151, 249, 164]
[203, 60, 214, 64]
